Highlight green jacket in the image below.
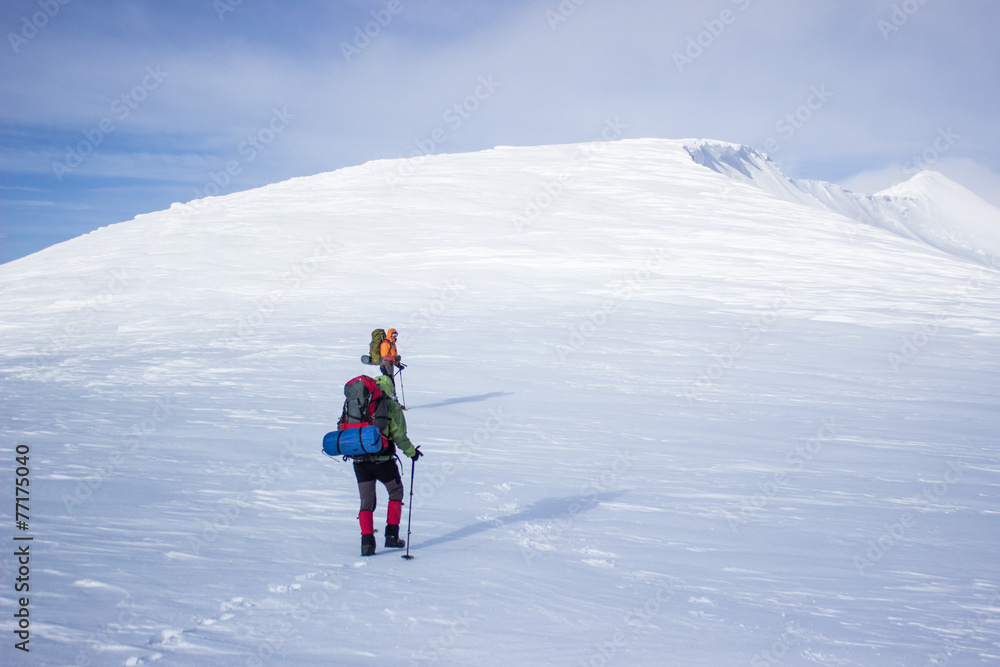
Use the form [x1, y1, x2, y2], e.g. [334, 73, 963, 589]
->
[374, 376, 417, 460]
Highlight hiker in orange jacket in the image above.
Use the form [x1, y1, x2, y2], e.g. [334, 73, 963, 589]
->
[379, 328, 405, 397]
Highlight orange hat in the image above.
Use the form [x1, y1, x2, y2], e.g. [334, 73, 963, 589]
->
[387, 328, 398, 338]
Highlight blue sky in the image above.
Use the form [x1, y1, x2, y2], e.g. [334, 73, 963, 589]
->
[2, 0, 998, 263]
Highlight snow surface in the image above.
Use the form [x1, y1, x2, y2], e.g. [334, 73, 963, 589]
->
[2, 138, 1000, 666]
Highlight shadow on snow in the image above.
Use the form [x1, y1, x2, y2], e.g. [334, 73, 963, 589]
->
[415, 492, 623, 550]
[406, 391, 514, 410]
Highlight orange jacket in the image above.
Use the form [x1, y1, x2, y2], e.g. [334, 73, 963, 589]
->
[380, 338, 399, 365]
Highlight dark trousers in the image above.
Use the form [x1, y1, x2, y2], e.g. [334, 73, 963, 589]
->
[353, 459, 403, 513]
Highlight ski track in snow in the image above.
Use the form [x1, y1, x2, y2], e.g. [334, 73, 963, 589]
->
[1, 138, 1000, 665]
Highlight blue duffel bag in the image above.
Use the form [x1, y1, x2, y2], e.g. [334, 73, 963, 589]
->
[323, 425, 386, 458]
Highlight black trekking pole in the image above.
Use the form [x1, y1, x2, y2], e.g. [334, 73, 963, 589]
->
[402, 456, 415, 560]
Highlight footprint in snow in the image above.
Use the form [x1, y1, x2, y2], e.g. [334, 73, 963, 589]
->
[220, 596, 257, 611]
[578, 547, 619, 568]
[267, 583, 302, 594]
[193, 596, 255, 628]
[146, 628, 190, 650]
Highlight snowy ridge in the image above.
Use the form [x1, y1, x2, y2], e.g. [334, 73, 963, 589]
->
[1, 138, 1000, 665]
[685, 140, 1000, 266]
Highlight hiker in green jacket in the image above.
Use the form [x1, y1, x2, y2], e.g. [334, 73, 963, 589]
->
[355, 374, 422, 556]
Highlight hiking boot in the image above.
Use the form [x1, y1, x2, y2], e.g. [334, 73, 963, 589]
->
[384, 524, 405, 549]
[361, 534, 376, 557]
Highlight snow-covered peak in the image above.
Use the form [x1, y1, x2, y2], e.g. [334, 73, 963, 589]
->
[684, 140, 820, 210]
[878, 169, 1000, 222]
[684, 140, 1000, 267]
[875, 170, 1000, 265]
[877, 169, 964, 200]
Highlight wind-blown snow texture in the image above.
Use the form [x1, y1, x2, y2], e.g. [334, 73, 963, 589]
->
[2, 138, 999, 666]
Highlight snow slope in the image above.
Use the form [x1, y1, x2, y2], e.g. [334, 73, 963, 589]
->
[2, 138, 1000, 666]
